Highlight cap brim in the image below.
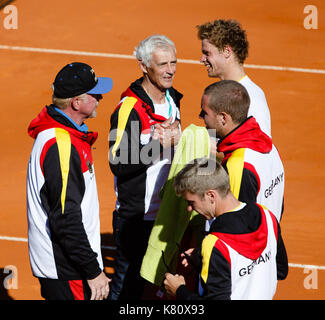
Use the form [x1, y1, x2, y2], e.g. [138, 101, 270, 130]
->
[87, 77, 113, 95]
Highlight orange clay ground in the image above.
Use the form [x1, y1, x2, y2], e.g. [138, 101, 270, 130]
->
[0, 0, 324, 300]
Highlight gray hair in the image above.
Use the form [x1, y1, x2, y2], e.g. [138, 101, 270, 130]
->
[174, 157, 230, 198]
[133, 34, 176, 67]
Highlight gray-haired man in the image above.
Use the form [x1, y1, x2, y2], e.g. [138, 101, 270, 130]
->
[108, 34, 182, 300]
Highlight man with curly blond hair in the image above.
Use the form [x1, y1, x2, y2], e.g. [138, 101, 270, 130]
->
[197, 19, 271, 138]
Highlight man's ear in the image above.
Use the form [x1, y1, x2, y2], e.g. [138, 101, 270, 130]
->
[138, 60, 148, 74]
[71, 97, 80, 111]
[223, 45, 233, 59]
[206, 190, 217, 203]
[217, 112, 228, 126]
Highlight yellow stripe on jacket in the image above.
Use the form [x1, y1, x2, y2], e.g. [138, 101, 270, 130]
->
[226, 148, 245, 199]
[201, 233, 218, 284]
[55, 128, 71, 214]
[111, 97, 137, 160]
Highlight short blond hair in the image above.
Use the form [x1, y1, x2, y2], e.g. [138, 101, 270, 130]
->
[173, 157, 230, 198]
[52, 93, 88, 110]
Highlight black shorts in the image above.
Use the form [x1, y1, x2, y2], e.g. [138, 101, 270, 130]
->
[38, 278, 91, 300]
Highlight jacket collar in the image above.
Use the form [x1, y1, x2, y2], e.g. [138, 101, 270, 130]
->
[28, 105, 98, 145]
[209, 203, 268, 261]
[123, 77, 183, 110]
[218, 116, 272, 161]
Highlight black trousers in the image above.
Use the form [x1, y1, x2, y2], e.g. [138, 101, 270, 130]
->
[38, 278, 91, 300]
[108, 211, 154, 300]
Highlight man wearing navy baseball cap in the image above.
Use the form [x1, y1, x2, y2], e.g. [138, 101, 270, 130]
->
[26, 62, 113, 300]
[51, 62, 113, 129]
[53, 62, 113, 98]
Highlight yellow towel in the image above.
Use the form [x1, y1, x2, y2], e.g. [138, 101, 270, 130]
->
[140, 124, 211, 286]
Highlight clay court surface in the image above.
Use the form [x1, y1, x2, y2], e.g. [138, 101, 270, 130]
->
[0, 0, 324, 300]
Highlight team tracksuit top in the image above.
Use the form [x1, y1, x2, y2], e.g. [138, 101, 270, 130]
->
[218, 116, 285, 222]
[26, 105, 103, 280]
[109, 77, 182, 220]
[176, 202, 288, 300]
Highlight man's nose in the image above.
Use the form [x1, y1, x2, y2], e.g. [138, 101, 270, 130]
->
[166, 63, 175, 74]
[200, 55, 206, 63]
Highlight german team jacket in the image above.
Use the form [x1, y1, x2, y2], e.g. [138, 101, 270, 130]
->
[176, 203, 288, 300]
[109, 77, 182, 219]
[218, 116, 285, 222]
[26, 105, 103, 280]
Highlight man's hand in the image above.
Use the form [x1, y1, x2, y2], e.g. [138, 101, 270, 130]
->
[209, 137, 224, 160]
[180, 248, 195, 268]
[163, 117, 179, 130]
[87, 271, 111, 300]
[152, 118, 181, 148]
[163, 273, 186, 297]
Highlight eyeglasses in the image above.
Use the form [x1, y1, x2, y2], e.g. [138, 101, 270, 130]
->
[88, 93, 103, 101]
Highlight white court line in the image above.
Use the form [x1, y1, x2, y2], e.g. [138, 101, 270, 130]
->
[288, 263, 325, 271]
[0, 235, 27, 242]
[1, 235, 324, 270]
[1, 44, 325, 75]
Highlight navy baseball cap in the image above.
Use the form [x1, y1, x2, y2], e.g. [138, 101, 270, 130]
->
[52, 62, 113, 98]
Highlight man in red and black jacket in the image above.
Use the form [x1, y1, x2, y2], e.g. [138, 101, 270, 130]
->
[27, 62, 113, 300]
[108, 35, 182, 300]
[200, 80, 285, 223]
[164, 158, 288, 300]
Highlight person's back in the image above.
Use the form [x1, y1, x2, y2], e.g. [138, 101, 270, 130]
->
[239, 75, 271, 137]
[241, 145, 284, 222]
[204, 203, 279, 300]
[221, 204, 277, 299]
